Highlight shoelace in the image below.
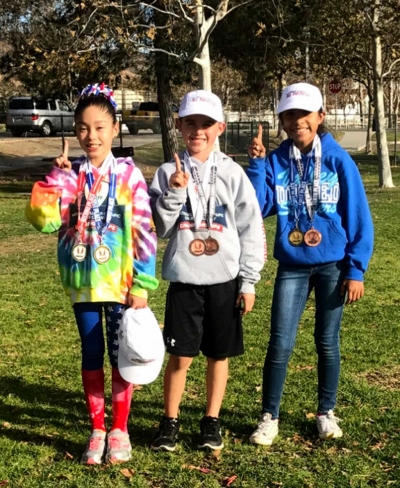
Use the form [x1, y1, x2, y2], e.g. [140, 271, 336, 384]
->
[202, 419, 219, 436]
[319, 412, 341, 428]
[160, 420, 178, 437]
[108, 434, 130, 450]
[88, 436, 104, 451]
[257, 417, 277, 434]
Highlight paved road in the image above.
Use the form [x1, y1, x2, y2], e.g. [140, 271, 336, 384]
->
[0, 131, 161, 173]
[338, 131, 367, 152]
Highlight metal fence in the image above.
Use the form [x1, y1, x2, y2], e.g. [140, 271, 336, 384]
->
[220, 121, 272, 156]
[1, 112, 400, 172]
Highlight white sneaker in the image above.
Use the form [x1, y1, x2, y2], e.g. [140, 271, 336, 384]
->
[81, 429, 107, 465]
[316, 410, 343, 439]
[105, 429, 132, 464]
[249, 413, 279, 446]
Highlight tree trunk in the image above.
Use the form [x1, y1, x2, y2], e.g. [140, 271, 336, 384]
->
[388, 78, 393, 129]
[366, 97, 373, 155]
[154, 3, 178, 162]
[372, 1, 394, 187]
[155, 52, 179, 162]
[195, 1, 212, 91]
[277, 73, 287, 140]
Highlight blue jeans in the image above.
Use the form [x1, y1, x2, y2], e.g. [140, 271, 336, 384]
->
[262, 261, 346, 418]
[73, 302, 128, 370]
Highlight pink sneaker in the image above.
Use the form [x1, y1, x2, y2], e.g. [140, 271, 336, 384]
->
[106, 429, 132, 464]
[81, 429, 107, 465]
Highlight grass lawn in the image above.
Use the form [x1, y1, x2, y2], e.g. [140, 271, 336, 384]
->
[0, 157, 400, 487]
[372, 131, 399, 142]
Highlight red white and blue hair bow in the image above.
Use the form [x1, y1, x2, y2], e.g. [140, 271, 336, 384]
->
[79, 82, 118, 111]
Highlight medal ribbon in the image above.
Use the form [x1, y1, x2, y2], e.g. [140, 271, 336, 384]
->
[76, 153, 117, 239]
[289, 136, 322, 224]
[186, 152, 218, 230]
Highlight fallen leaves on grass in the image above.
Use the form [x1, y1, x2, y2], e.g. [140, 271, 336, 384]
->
[359, 365, 400, 391]
[306, 412, 315, 419]
[211, 449, 221, 461]
[182, 465, 214, 474]
[222, 475, 237, 486]
[370, 441, 384, 451]
[120, 468, 135, 478]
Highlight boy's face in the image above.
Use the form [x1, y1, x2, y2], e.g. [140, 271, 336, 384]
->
[177, 114, 226, 162]
[280, 108, 325, 153]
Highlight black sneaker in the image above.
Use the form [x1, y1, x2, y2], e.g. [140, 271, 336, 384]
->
[151, 416, 180, 452]
[198, 416, 224, 450]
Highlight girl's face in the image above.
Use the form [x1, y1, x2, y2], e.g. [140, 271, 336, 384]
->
[75, 105, 119, 167]
[281, 109, 325, 153]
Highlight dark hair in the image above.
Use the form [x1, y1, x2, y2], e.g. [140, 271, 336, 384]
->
[74, 95, 117, 124]
[317, 108, 328, 135]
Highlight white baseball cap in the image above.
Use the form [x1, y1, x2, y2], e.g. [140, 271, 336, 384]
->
[179, 90, 224, 122]
[277, 83, 323, 114]
[118, 307, 165, 385]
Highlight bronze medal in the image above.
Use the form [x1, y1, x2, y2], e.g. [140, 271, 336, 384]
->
[304, 228, 322, 247]
[93, 244, 112, 264]
[72, 243, 87, 262]
[189, 238, 206, 256]
[204, 237, 219, 256]
[288, 228, 304, 247]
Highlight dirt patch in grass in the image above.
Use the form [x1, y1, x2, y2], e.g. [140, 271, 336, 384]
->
[0, 233, 57, 257]
[359, 365, 400, 391]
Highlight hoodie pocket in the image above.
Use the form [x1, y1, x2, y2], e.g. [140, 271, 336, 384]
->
[327, 220, 348, 245]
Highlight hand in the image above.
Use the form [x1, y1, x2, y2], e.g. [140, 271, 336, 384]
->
[128, 295, 148, 309]
[340, 279, 364, 304]
[235, 293, 255, 315]
[169, 153, 189, 189]
[53, 140, 72, 172]
[248, 124, 266, 159]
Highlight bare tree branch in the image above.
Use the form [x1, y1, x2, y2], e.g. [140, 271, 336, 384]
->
[139, 2, 181, 19]
[176, 0, 195, 23]
[383, 57, 400, 78]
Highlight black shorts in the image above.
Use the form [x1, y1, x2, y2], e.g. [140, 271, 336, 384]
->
[163, 279, 244, 359]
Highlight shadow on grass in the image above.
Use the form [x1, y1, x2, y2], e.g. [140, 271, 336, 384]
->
[0, 375, 209, 452]
[0, 182, 35, 194]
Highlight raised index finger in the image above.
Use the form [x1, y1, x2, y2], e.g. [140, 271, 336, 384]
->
[63, 140, 69, 159]
[173, 153, 182, 173]
[257, 124, 263, 141]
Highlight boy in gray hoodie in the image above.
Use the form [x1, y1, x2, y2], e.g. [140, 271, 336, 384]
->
[149, 90, 266, 452]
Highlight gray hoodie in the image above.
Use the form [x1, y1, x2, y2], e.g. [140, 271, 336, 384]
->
[149, 151, 266, 294]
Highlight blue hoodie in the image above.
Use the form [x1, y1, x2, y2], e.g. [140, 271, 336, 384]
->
[246, 133, 374, 281]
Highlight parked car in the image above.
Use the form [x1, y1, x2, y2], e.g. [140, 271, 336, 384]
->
[123, 102, 178, 135]
[6, 97, 74, 137]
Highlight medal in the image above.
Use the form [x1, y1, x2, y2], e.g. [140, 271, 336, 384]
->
[189, 238, 206, 256]
[288, 228, 304, 247]
[204, 237, 219, 255]
[304, 228, 322, 247]
[72, 243, 87, 262]
[93, 244, 112, 264]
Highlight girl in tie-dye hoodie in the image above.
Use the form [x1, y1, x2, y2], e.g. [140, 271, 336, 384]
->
[25, 84, 158, 466]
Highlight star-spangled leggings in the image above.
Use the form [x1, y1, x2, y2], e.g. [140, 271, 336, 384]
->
[73, 302, 128, 370]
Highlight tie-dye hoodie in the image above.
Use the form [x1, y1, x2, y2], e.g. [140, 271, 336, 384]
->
[25, 155, 158, 304]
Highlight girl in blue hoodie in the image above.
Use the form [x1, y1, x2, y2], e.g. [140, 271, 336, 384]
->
[246, 82, 374, 446]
